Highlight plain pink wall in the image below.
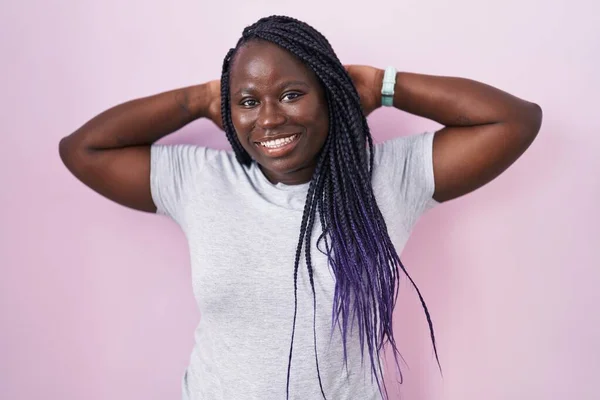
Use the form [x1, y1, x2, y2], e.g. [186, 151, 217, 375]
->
[1, 0, 598, 399]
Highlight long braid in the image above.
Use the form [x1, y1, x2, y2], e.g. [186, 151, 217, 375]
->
[220, 48, 251, 165]
[219, 15, 440, 400]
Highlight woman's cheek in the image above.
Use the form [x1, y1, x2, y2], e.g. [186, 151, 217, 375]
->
[234, 111, 257, 133]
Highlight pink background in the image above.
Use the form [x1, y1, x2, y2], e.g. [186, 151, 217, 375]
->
[1, 1, 598, 399]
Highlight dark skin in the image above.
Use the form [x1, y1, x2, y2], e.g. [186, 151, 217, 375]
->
[58, 40, 541, 212]
[345, 64, 543, 202]
[229, 41, 329, 185]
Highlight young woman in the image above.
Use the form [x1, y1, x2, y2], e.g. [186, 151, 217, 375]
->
[59, 15, 542, 400]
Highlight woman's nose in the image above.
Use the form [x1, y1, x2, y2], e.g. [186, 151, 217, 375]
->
[256, 101, 287, 129]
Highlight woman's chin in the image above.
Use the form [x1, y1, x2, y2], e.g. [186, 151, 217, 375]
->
[258, 159, 315, 185]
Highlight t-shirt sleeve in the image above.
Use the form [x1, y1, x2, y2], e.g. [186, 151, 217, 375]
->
[372, 131, 439, 231]
[150, 143, 204, 225]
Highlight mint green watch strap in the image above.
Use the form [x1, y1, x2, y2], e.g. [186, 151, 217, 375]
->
[381, 66, 396, 107]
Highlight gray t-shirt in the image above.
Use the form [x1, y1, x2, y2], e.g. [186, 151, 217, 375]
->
[150, 131, 437, 400]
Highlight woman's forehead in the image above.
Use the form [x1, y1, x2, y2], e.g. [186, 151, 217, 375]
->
[230, 41, 313, 85]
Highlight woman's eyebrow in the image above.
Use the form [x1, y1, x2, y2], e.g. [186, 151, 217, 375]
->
[233, 80, 310, 97]
[279, 80, 310, 90]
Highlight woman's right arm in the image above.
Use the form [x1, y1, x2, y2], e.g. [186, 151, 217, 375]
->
[58, 80, 222, 213]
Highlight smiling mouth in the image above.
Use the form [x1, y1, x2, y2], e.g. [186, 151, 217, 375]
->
[255, 133, 300, 149]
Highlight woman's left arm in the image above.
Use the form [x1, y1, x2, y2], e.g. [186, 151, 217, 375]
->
[346, 66, 543, 203]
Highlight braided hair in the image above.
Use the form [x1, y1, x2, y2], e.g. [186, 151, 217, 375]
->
[219, 15, 439, 400]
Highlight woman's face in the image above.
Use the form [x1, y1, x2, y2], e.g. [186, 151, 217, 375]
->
[229, 40, 329, 185]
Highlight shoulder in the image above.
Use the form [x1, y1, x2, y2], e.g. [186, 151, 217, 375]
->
[150, 143, 233, 166]
[149, 143, 245, 200]
[372, 131, 436, 168]
[150, 143, 244, 180]
[149, 143, 246, 221]
[371, 131, 438, 227]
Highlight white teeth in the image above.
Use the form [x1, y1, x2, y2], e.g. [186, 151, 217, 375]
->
[259, 134, 298, 148]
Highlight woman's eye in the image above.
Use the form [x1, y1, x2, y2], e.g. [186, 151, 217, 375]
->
[241, 99, 258, 107]
[282, 92, 302, 101]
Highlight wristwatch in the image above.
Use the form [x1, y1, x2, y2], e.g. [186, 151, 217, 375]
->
[381, 66, 397, 107]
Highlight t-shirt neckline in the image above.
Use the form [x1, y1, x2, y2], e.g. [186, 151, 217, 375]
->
[250, 162, 311, 193]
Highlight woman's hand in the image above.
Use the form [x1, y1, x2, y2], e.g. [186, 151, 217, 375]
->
[344, 65, 384, 116]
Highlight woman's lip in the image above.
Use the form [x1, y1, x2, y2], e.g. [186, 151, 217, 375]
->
[254, 133, 301, 157]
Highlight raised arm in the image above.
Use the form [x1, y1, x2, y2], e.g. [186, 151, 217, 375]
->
[346, 65, 543, 203]
[58, 80, 222, 212]
[388, 71, 542, 202]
